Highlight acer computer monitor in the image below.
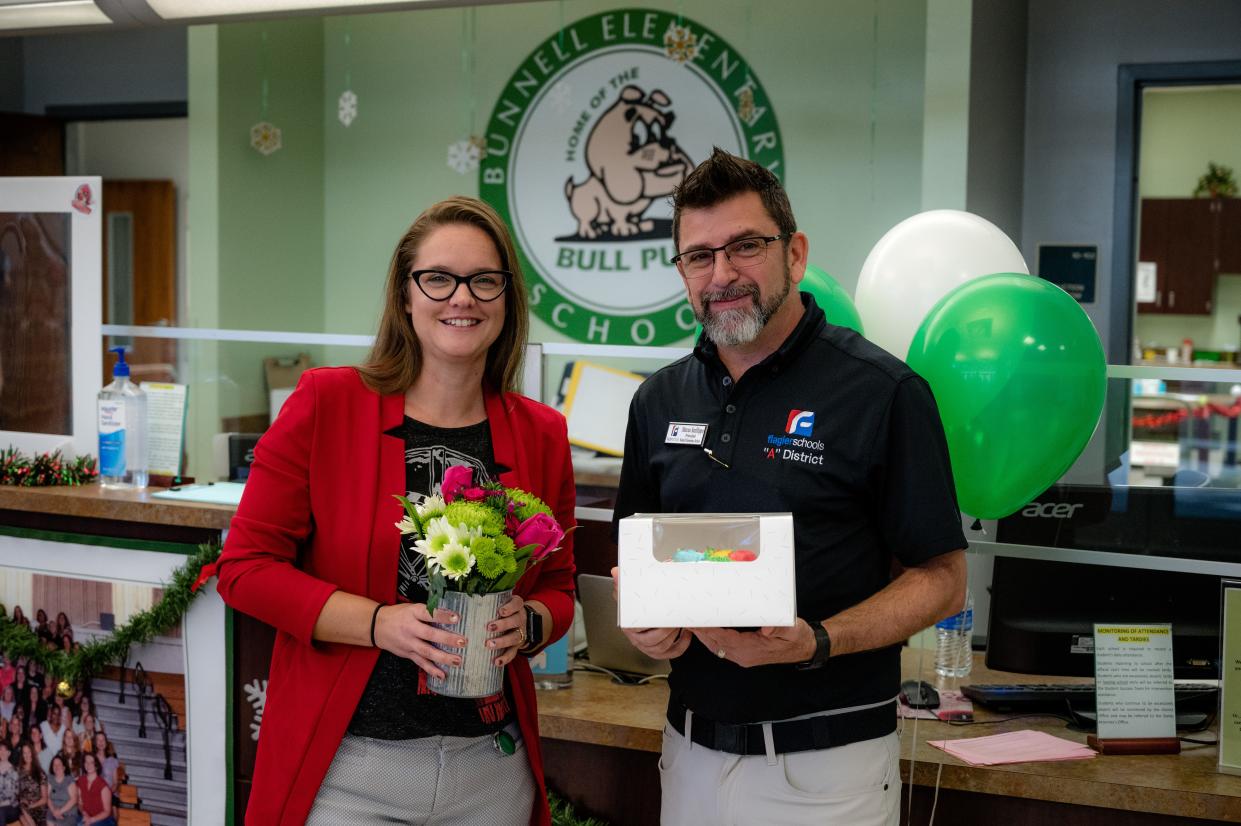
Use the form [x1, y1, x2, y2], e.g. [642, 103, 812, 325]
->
[985, 555, 1221, 679]
[982, 482, 1241, 679]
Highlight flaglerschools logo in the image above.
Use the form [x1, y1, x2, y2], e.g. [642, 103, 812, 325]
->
[786, 410, 815, 436]
[480, 9, 783, 346]
[766, 409, 824, 465]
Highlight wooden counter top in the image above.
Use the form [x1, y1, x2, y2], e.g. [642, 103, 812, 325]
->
[536, 649, 1241, 821]
[0, 484, 235, 531]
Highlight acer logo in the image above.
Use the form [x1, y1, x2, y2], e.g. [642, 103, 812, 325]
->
[1021, 502, 1085, 518]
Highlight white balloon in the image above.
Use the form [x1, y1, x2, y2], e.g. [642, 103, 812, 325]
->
[854, 210, 1029, 360]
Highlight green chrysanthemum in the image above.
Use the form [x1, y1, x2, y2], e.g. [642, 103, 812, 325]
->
[508, 489, 553, 522]
[435, 543, 475, 581]
[473, 537, 505, 579]
[443, 501, 505, 536]
[496, 534, 516, 558]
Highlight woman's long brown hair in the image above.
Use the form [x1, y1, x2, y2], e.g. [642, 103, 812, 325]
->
[357, 196, 529, 395]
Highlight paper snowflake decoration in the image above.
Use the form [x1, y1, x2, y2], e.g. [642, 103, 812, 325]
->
[338, 89, 358, 127]
[547, 80, 573, 115]
[664, 22, 701, 64]
[244, 678, 268, 741]
[447, 139, 483, 175]
[737, 87, 756, 124]
[250, 122, 282, 156]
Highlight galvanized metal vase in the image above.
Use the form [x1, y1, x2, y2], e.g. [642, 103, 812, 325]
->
[426, 589, 512, 698]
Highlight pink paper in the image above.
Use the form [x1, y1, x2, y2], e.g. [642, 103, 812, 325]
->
[927, 729, 1097, 766]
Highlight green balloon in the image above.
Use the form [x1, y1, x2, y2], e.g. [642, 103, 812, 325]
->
[906, 273, 1106, 519]
[801, 265, 864, 334]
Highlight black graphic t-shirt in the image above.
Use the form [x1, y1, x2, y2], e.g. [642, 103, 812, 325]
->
[348, 416, 515, 740]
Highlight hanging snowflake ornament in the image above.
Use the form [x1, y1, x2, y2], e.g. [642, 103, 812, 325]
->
[737, 87, 756, 124]
[338, 89, 358, 127]
[548, 80, 574, 115]
[447, 139, 482, 175]
[250, 121, 282, 155]
[664, 22, 701, 64]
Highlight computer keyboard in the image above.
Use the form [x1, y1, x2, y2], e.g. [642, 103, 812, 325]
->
[962, 682, 1219, 715]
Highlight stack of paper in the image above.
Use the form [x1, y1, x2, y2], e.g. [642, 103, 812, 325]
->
[928, 730, 1097, 766]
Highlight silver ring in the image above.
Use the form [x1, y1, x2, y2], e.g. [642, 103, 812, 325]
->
[716, 648, 726, 659]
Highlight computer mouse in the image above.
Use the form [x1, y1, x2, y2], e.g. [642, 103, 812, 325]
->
[900, 679, 940, 710]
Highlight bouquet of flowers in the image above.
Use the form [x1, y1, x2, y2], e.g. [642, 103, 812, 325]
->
[394, 465, 568, 613]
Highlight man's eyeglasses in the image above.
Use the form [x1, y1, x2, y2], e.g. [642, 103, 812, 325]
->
[670, 234, 788, 279]
[410, 269, 511, 302]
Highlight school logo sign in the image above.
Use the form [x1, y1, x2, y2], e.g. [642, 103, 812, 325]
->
[480, 9, 783, 346]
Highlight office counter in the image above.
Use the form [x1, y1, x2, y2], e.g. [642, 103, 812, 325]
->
[0, 481, 234, 536]
[537, 649, 1241, 826]
[9, 486, 1240, 825]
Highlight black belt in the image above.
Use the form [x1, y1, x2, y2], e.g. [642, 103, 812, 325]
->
[666, 699, 896, 756]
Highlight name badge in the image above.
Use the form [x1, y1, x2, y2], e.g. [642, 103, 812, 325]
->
[666, 422, 708, 446]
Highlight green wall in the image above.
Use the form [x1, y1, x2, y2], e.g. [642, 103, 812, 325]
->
[1136, 86, 1241, 351]
[192, 0, 932, 339]
[187, 0, 944, 474]
[1139, 86, 1241, 198]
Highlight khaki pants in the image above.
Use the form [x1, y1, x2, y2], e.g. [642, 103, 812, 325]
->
[659, 723, 900, 826]
[307, 722, 535, 826]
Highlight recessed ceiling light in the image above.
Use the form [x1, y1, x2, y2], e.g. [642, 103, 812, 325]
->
[0, 0, 111, 30]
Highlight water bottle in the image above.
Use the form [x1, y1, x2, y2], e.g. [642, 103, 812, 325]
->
[934, 589, 973, 678]
[98, 347, 148, 489]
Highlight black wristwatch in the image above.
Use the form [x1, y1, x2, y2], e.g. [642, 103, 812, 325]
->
[521, 605, 544, 653]
[796, 622, 831, 670]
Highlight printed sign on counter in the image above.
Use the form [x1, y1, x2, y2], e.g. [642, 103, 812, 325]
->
[142, 382, 187, 477]
[1220, 582, 1241, 775]
[1093, 623, 1176, 741]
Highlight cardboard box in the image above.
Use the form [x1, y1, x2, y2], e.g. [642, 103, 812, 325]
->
[617, 513, 796, 628]
[264, 353, 311, 422]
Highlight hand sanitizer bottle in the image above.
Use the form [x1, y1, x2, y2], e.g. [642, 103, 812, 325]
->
[98, 347, 148, 489]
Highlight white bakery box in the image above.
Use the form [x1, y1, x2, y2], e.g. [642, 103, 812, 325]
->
[617, 512, 795, 628]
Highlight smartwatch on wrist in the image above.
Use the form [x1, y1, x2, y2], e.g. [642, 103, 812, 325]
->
[521, 605, 543, 653]
[796, 622, 831, 670]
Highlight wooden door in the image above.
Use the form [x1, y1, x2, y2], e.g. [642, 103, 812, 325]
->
[102, 180, 177, 383]
[1137, 199, 1170, 314]
[1138, 198, 1217, 315]
[1163, 199, 1217, 315]
[1217, 198, 1241, 275]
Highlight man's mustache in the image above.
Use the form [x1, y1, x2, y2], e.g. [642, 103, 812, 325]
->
[701, 284, 759, 309]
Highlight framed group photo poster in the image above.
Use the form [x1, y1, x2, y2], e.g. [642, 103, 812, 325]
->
[0, 527, 228, 824]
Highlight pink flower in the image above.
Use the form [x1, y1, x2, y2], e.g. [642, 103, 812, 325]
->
[462, 487, 488, 501]
[513, 512, 565, 562]
[441, 465, 474, 503]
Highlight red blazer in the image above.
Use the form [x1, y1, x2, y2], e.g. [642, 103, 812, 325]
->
[216, 367, 576, 826]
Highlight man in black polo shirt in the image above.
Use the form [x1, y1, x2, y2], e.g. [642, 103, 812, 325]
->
[613, 148, 967, 825]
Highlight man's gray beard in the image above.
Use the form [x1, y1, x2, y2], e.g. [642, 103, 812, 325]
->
[696, 266, 792, 347]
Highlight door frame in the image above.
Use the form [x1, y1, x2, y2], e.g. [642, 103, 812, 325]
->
[1110, 60, 1241, 364]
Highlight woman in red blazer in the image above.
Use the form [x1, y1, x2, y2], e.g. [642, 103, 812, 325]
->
[216, 197, 576, 825]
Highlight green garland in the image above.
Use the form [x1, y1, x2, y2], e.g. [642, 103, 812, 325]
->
[0, 447, 98, 487]
[548, 790, 610, 826]
[0, 542, 221, 687]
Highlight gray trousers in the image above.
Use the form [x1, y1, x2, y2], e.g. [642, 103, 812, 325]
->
[659, 722, 901, 826]
[306, 722, 536, 826]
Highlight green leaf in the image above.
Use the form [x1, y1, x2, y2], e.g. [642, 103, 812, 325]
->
[426, 571, 447, 614]
[393, 494, 422, 534]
